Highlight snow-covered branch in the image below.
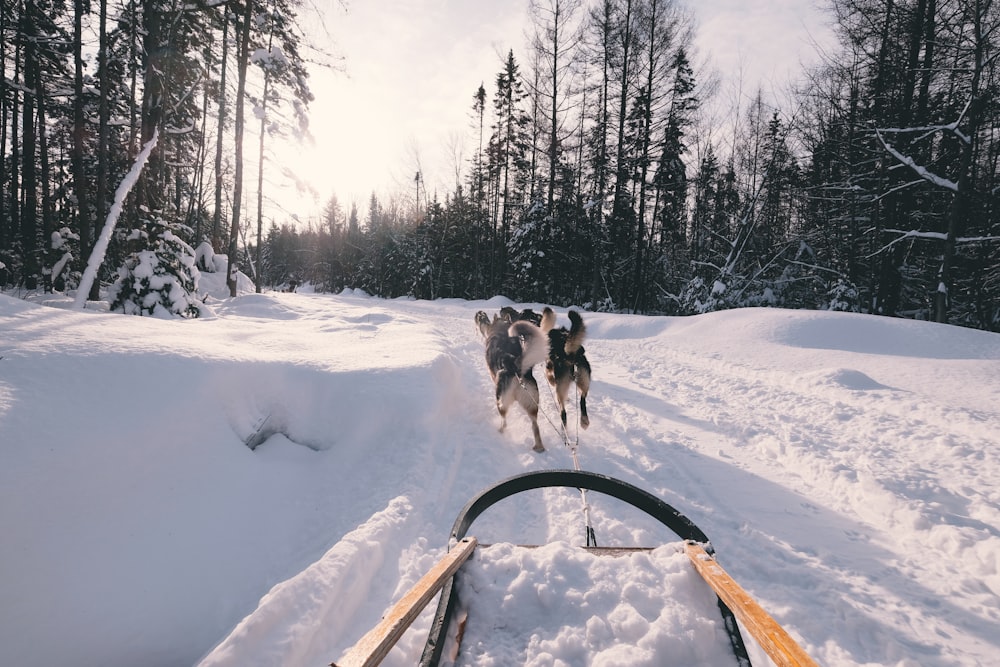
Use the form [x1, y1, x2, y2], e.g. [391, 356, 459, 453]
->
[877, 97, 972, 145]
[182, 0, 233, 12]
[884, 229, 1000, 244]
[165, 122, 197, 136]
[875, 129, 958, 191]
[868, 228, 1000, 258]
[73, 131, 159, 309]
[870, 178, 925, 201]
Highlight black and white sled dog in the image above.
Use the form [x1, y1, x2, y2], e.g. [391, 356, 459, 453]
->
[474, 309, 551, 452]
[499, 305, 543, 326]
[540, 307, 592, 430]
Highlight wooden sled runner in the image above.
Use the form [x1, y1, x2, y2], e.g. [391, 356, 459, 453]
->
[333, 469, 818, 667]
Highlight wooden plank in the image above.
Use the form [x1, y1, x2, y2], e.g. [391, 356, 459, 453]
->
[684, 542, 819, 667]
[479, 543, 653, 557]
[332, 537, 478, 667]
[582, 546, 654, 556]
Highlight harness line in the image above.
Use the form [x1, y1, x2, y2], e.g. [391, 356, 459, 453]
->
[526, 369, 597, 547]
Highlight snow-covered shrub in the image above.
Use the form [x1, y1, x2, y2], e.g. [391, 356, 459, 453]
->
[48, 227, 81, 292]
[824, 279, 861, 312]
[195, 241, 218, 272]
[108, 216, 203, 318]
[507, 205, 545, 301]
[679, 275, 731, 314]
[588, 296, 617, 313]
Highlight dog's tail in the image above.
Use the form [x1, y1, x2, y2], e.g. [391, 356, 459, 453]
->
[565, 310, 586, 354]
[509, 321, 549, 375]
[540, 306, 557, 333]
[474, 310, 491, 338]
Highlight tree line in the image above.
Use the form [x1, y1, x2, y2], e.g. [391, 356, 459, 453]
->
[2, 0, 998, 329]
[1, 0, 313, 312]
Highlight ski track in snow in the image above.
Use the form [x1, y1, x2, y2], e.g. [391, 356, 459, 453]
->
[193, 296, 999, 667]
[250, 297, 997, 667]
[4, 289, 999, 667]
[588, 319, 1000, 666]
[197, 297, 578, 666]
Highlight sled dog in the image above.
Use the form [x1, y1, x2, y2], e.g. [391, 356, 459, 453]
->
[474, 309, 550, 452]
[540, 307, 592, 430]
[499, 305, 543, 326]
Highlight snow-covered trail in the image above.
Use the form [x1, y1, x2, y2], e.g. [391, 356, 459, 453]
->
[6, 289, 996, 666]
[201, 297, 999, 667]
[580, 310, 1000, 666]
[197, 296, 594, 666]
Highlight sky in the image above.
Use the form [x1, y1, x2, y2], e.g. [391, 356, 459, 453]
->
[2, 271, 999, 665]
[269, 0, 836, 226]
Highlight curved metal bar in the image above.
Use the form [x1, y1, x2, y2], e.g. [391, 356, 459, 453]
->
[449, 469, 710, 546]
[420, 469, 751, 667]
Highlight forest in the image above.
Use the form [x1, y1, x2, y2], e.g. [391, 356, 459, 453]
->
[1, 0, 998, 329]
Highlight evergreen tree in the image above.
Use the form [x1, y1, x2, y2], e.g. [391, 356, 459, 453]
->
[489, 50, 533, 293]
[651, 45, 696, 309]
[107, 215, 203, 317]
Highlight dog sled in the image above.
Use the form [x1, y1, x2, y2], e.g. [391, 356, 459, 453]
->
[332, 469, 819, 667]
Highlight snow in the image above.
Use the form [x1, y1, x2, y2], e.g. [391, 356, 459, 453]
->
[453, 543, 737, 666]
[2, 277, 999, 667]
[875, 130, 959, 192]
[73, 131, 159, 310]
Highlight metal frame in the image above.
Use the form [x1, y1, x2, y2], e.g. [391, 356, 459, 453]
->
[419, 469, 752, 666]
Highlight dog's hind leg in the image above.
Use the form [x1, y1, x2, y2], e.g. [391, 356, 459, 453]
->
[495, 371, 514, 433]
[554, 376, 570, 429]
[518, 373, 545, 452]
[575, 363, 591, 429]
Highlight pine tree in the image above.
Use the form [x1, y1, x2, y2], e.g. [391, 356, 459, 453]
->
[107, 215, 203, 317]
[651, 45, 696, 309]
[489, 50, 533, 292]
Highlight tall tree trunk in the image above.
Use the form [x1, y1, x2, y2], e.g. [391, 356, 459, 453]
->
[137, 0, 166, 214]
[916, 0, 937, 122]
[632, 0, 670, 311]
[213, 10, 230, 252]
[546, 1, 561, 210]
[93, 0, 110, 300]
[7, 23, 21, 262]
[872, 0, 902, 316]
[589, 1, 613, 307]
[935, 0, 986, 323]
[20, 0, 39, 289]
[72, 0, 92, 291]
[900, 0, 928, 125]
[612, 0, 634, 210]
[38, 66, 53, 291]
[189, 40, 212, 242]
[529, 62, 540, 203]
[611, 0, 635, 307]
[227, 0, 253, 297]
[473, 84, 485, 297]
[0, 3, 10, 258]
[128, 0, 139, 155]
[256, 57, 272, 294]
